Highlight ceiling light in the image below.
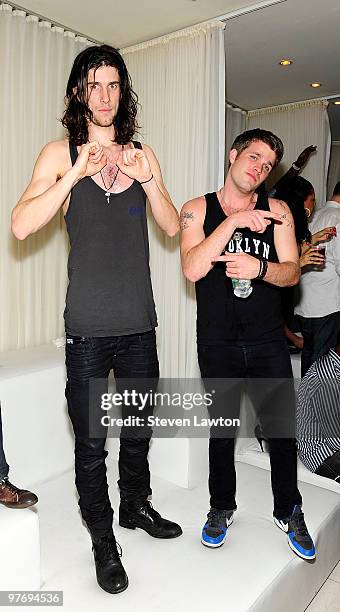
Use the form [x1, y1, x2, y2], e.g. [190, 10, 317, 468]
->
[334, 101, 340, 105]
[310, 82, 322, 88]
[279, 59, 293, 66]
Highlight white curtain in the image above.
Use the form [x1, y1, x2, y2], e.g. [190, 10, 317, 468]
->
[122, 22, 226, 377]
[327, 142, 340, 199]
[0, 4, 91, 351]
[247, 100, 331, 208]
[225, 103, 247, 177]
[225, 103, 247, 154]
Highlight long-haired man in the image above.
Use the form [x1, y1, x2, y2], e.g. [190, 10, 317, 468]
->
[12, 44, 181, 595]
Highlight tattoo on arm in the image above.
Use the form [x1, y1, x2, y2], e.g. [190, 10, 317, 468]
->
[277, 200, 293, 228]
[279, 212, 293, 229]
[180, 211, 194, 230]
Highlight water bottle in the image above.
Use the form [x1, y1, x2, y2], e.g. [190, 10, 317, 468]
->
[231, 278, 253, 298]
[230, 232, 253, 298]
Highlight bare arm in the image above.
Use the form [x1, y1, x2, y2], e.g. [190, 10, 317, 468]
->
[118, 144, 179, 237]
[180, 198, 237, 282]
[141, 144, 179, 237]
[180, 197, 282, 282]
[311, 226, 336, 245]
[271, 145, 317, 194]
[265, 199, 300, 287]
[213, 199, 299, 287]
[284, 325, 304, 350]
[12, 141, 107, 240]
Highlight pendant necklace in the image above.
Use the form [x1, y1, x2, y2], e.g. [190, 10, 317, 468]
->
[100, 165, 120, 205]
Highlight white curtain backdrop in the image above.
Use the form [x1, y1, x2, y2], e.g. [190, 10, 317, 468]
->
[122, 22, 226, 377]
[0, 3, 90, 351]
[225, 103, 247, 155]
[247, 100, 331, 208]
[327, 142, 340, 199]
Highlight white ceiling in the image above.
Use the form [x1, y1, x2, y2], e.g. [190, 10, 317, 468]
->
[13, 0, 340, 138]
[224, 0, 340, 138]
[12, 0, 258, 47]
[226, 0, 340, 109]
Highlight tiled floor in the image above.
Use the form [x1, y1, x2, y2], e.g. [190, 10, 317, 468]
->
[305, 563, 340, 612]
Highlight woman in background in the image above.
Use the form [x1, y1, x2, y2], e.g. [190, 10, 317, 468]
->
[275, 177, 332, 351]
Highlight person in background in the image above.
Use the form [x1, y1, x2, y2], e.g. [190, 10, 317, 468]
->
[295, 181, 340, 376]
[270, 145, 317, 198]
[297, 331, 340, 483]
[275, 177, 336, 353]
[0, 404, 38, 508]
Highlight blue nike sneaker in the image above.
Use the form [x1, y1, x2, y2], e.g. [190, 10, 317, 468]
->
[201, 508, 234, 548]
[274, 505, 316, 560]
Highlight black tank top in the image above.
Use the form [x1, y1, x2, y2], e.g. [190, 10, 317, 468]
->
[64, 141, 157, 336]
[196, 190, 283, 344]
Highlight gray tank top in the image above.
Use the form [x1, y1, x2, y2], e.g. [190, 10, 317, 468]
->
[64, 141, 157, 336]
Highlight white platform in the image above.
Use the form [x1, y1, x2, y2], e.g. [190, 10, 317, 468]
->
[0, 505, 40, 590]
[0, 343, 339, 611]
[34, 460, 340, 612]
[0, 345, 73, 487]
[0, 344, 195, 489]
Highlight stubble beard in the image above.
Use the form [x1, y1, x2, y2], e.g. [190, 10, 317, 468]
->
[90, 109, 116, 128]
[232, 173, 258, 196]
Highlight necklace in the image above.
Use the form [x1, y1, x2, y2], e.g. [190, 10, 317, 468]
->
[219, 189, 257, 216]
[100, 166, 120, 204]
[87, 140, 122, 204]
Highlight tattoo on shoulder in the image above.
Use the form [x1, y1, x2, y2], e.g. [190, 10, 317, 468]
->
[279, 212, 293, 229]
[180, 211, 194, 230]
[275, 200, 293, 228]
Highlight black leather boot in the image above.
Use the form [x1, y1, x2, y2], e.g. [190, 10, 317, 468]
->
[92, 533, 128, 594]
[119, 499, 182, 538]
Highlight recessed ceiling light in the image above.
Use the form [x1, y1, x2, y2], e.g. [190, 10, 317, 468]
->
[310, 82, 322, 88]
[279, 59, 293, 66]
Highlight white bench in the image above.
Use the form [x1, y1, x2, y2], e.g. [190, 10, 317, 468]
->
[0, 505, 40, 591]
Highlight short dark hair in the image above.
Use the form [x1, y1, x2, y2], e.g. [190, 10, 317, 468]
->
[332, 180, 340, 198]
[231, 128, 284, 166]
[61, 44, 139, 145]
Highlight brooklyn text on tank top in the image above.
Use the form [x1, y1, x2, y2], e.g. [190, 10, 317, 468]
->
[195, 190, 284, 344]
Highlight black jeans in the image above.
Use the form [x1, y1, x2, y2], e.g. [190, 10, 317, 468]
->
[65, 330, 159, 538]
[198, 339, 302, 518]
[0, 404, 9, 480]
[297, 312, 340, 377]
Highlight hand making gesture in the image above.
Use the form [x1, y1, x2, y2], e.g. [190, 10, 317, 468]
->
[117, 145, 153, 184]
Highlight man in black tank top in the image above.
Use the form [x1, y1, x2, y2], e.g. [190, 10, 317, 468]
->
[180, 129, 315, 561]
[12, 45, 181, 594]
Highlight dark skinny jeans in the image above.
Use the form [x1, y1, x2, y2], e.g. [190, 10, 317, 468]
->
[65, 330, 159, 538]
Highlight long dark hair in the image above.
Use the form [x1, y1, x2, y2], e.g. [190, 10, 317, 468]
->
[275, 176, 314, 244]
[61, 44, 139, 145]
